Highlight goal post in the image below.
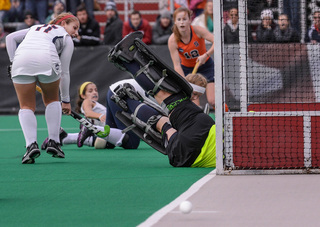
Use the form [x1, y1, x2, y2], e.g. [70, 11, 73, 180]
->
[214, 0, 320, 174]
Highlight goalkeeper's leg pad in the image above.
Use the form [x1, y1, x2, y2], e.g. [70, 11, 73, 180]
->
[108, 31, 193, 98]
[110, 83, 141, 112]
[115, 110, 166, 155]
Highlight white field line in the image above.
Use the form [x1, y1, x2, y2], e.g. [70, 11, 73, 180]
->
[137, 169, 217, 227]
[0, 127, 78, 132]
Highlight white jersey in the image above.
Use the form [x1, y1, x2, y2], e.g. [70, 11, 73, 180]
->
[6, 24, 74, 102]
[81, 101, 106, 127]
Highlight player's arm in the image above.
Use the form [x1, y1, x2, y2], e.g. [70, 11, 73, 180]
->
[168, 34, 185, 77]
[59, 35, 74, 114]
[5, 29, 28, 61]
[81, 99, 104, 120]
[193, 25, 214, 64]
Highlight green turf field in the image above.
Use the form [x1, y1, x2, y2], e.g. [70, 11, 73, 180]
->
[0, 115, 214, 226]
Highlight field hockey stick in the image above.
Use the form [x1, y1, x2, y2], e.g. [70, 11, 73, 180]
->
[36, 85, 110, 137]
[192, 61, 200, 74]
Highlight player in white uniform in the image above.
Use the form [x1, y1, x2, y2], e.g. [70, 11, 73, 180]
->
[6, 12, 79, 164]
[41, 81, 128, 149]
[59, 79, 154, 150]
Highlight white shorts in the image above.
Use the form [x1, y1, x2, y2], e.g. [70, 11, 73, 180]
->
[12, 73, 60, 84]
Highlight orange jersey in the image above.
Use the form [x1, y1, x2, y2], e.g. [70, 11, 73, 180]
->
[177, 26, 207, 67]
[196, 1, 206, 10]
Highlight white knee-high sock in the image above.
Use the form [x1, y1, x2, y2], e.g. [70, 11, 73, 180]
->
[62, 133, 78, 144]
[104, 128, 125, 146]
[62, 133, 93, 147]
[19, 109, 37, 147]
[95, 125, 125, 146]
[84, 137, 94, 146]
[45, 101, 61, 143]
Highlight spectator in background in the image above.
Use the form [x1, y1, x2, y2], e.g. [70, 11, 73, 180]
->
[122, 10, 152, 45]
[224, 7, 239, 44]
[223, 0, 237, 24]
[247, 0, 278, 20]
[273, 13, 300, 43]
[256, 9, 276, 43]
[189, 0, 207, 19]
[3, 0, 24, 22]
[152, 10, 173, 45]
[192, 0, 213, 34]
[0, 23, 8, 48]
[283, 0, 300, 34]
[73, 4, 100, 46]
[305, 11, 320, 44]
[93, 0, 101, 11]
[45, 0, 65, 24]
[158, 0, 188, 15]
[0, 0, 11, 22]
[16, 10, 38, 30]
[24, 0, 48, 24]
[103, 1, 123, 45]
[66, 0, 94, 19]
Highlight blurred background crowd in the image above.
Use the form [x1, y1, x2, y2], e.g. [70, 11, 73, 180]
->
[0, 0, 319, 49]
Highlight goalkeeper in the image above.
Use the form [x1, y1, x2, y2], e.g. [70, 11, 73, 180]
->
[108, 57, 215, 167]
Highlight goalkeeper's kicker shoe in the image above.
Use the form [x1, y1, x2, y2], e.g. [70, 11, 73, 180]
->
[22, 142, 41, 164]
[41, 127, 68, 150]
[46, 139, 65, 158]
[77, 125, 94, 147]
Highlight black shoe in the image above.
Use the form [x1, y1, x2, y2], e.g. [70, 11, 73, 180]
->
[120, 134, 130, 148]
[77, 125, 94, 147]
[46, 139, 65, 158]
[59, 127, 68, 145]
[41, 127, 68, 150]
[22, 142, 41, 164]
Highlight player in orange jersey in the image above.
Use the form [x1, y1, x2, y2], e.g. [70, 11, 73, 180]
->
[168, 7, 215, 108]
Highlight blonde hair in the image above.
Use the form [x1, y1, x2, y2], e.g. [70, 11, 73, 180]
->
[172, 7, 193, 43]
[49, 12, 79, 25]
[186, 73, 208, 88]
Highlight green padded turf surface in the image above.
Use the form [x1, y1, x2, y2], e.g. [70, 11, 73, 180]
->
[0, 115, 214, 226]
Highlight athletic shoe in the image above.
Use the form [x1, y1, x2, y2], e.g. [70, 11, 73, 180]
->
[46, 139, 65, 158]
[41, 127, 68, 150]
[22, 142, 41, 164]
[59, 128, 68, 144]
[41, 137, 49, 150]
[121, 134, 130, 148]
[77, 125, 94, 147]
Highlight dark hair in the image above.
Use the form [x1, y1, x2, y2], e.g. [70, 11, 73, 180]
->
[24, 10, 34, 19]
[75, 82, 94, 114]
[314, 11, 320, 15]
[76, 4, 88, 15]
[130, 10, 141, 18]
[278, 13, 289, 20]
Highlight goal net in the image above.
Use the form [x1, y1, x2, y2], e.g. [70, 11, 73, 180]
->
[214, 0, 320, 174]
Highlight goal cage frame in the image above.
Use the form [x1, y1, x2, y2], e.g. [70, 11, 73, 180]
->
[214, 0, 320, 175]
